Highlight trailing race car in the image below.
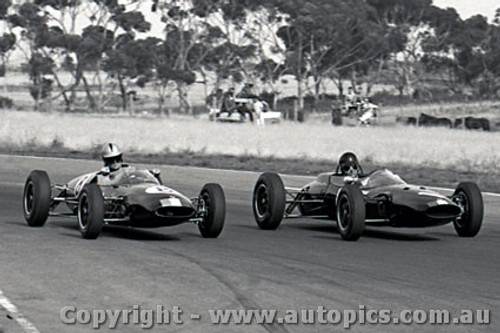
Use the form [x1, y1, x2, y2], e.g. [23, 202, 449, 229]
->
[252, 169, 483, 241]
[23, 166, 226, 239]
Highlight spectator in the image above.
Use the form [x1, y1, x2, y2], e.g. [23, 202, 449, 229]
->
[237, 83, 259, 99]
[345, 86, 360, 116]
[206, 88, 223, 109]
[253, 98, 265, 126]
[221, 87, 237, 116]
[331, 97, 343, 126]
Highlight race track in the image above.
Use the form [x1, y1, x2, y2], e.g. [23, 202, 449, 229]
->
[0, 155, 498, 333]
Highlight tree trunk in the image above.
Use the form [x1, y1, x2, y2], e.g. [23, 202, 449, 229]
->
[51, 69, 72, 112]
[176, 81, 191, 114]
[158, 82, 169, 116]
[295, 34, 304, 121]
[81, 74, 97, 112]
[117, 74, 127, 113]
[313, 74, 321, 112]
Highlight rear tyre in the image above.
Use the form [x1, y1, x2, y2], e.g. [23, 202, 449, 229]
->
[336, 185, 365, 241]
[453, 182, 483, 237]
[252, 173, 286, 230]
[77, 183, 104, 239]
[198, 183, 226, 238]
[23, 170, 51, 227]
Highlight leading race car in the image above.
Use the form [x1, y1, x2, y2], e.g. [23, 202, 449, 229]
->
[252, 169, 483, 241]
[23, 166, 226, 239]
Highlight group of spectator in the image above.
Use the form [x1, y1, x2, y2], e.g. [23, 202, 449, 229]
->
[331, 86, 378, 126]
[207, 83, 266, 126]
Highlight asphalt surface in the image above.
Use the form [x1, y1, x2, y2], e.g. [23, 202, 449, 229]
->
[0, 155, 498, 333]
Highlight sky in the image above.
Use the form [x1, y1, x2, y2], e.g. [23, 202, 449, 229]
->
[433, 0, 498, 21]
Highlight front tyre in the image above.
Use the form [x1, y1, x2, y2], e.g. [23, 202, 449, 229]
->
[453, 182, 483, 237]
[23, 170, 51, 227]
[77, 183, 104, 239]
[336, 185, 365, 241]
[198, 183, 226, 238]
[252, 173, 286, 230]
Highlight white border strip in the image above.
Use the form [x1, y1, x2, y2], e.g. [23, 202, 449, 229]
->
[2, 153, 500, 197]
[0, 290, 40, 333]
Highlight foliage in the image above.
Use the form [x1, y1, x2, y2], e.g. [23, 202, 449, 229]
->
[1, 0, 500, 113]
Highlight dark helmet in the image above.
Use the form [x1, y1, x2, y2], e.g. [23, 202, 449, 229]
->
[101, 143, 123, 171]
[338, 152, 363, 176]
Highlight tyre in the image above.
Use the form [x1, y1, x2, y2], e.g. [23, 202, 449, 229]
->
[252, 173, 286, 230]
[77, 183, 104, 239]
[23, 170, 51, 227]
[453, 182, 483, 237]
[198, 183, 226, 238]
[336, 185, 365, 241]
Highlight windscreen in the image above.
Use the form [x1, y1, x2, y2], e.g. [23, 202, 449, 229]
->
[108, 168, 160, 186]
[361, 169, 406, 189]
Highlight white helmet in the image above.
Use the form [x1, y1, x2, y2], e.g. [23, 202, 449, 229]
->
[102, 143, 123, 170]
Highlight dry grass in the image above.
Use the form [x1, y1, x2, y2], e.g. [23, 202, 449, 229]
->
[1, 109, 499, 174]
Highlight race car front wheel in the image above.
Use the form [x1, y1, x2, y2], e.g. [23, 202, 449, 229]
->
[77, 183, 104, 239]
[23, 170, 51, 227]
[336, 185, 365, 241]
[252, 173, 286, 230]
[452, 182, 483, 237]
[198, 183, 226, 238]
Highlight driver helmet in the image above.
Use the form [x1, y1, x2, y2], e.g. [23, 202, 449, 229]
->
[338, 152, 363, 177]
[102, 143, 123, 172]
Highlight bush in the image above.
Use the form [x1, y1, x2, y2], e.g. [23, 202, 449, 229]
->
[370, 87, 478, 106]
[0, 96, 13, 109]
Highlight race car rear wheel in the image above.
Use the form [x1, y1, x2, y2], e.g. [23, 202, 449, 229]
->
[336, 185, 365, 241]
[77, 183, 104, 239]
[23, 170, 51, 227]
[452, 182, 483, 237]
[252, 172, 286, 230]
[198, 183, 226, 238]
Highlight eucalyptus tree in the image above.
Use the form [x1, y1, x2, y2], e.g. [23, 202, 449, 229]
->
[10, 0, 152, 112]
[273, 0, 391, 110]
[150, 0, 272, 113]
[0, 0, 15, 91]
[364, 0, 436, 97]
[422, 7, 500, 97]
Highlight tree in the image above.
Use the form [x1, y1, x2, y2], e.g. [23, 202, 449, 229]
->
[363, 0, 435, 97]
[0, 33, 16, 93]
[421, 7, 500, 97]
[274, 0, 391, 112]
[103, 36, 158, 113]
[11, 0, 153, 112]
[150, 0, 205, 113]
[27, 52, 54, 110]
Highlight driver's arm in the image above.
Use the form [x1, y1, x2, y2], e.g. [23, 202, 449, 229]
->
[150, 169, 162, 184]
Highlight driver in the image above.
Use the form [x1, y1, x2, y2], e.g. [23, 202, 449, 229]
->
[100, 143, 163, 184]
[101, 143, 124, 173]
[337, 152, 363, 178]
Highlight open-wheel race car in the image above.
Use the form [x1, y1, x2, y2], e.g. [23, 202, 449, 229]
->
[23, 166, 226, 239]
[252, 170, 483, 241]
